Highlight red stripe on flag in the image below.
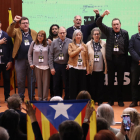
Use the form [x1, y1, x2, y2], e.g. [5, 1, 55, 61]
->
[50, 122, 58, 136]
[81, 104, 90, 140]
[81, 104, 87, 123]
[33, 105, 42, 133]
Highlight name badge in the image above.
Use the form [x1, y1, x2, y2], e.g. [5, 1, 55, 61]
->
[59, 53, 64, 60]
[94, 55, 99, 61]
[24, 40, 30, 46]
[38, 56, 44, 63]
[78, 59, 83, 65]
[114, 45, 119, 52]
[0, 49, 2, 53]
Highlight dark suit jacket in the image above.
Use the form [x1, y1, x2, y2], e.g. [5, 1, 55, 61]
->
[96, 16, 129, 61]
[66, 15, 99, 43]
[0, 30, 13, 64]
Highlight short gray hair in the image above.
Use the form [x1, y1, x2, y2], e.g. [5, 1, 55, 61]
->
[72, 30, 83, 44]
[58, 26, 67, 33]
[91, 27, 101, 39]
[74, 15, 82, 20]
[97, 104, 115, 126]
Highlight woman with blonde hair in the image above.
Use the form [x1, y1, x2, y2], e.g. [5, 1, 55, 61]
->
[68, 30, 89, 99]
[86, 27, 107, 105]
[28, 30, 50, 101]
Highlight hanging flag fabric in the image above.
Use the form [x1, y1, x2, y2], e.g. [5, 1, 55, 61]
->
[27, 100, 96, 140]
[8, 9, 15, 91]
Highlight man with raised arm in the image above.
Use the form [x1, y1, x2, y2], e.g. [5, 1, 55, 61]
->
[7, 15, 37, 101]
[67, 10, 100, 43]
[96, 10, 129, 107]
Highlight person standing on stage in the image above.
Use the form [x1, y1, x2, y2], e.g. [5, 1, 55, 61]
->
[128, 21, 140, 107]
[87, 28, 107, 106]
[0, 21, 13, 101]
[7, 16, 37, 101]
[96, 10, 129, 107]
[49, 27, 72, 99]
[66, 9, 100, 43]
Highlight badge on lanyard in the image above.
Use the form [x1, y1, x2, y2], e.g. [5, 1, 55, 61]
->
[94, 55, 99, 62]
[59, 53, 64, 60]
[24, 40, 30, 46]
[38, 56, 44, 63]
[114, 45, 119, 52]
[78, 59, 83, 66]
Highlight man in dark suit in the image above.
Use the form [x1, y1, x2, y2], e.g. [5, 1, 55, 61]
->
[0, 21, 13, 101]
[66, 9, 100, 43]
[96, 10, 129, 107]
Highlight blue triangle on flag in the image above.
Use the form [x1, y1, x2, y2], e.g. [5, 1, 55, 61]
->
[31, 100, 89, 131]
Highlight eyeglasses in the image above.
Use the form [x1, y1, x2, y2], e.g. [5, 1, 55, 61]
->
[38, 34, 44, 37]
[93, 33, 100, 36]
[21, 22, 29, 25]
[59, 32, 66, 35]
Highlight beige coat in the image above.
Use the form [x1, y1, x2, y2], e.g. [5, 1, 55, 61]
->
[86, 39, 107, 74]
[7, 21, 37, 58]
[68, 43, 89, 72]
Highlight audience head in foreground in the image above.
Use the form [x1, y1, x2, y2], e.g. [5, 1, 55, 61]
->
[76, 90, 91, 100]
[59, 120, 83, 140]
[0, 127, 9, 140]
[94, 130, 118, 140]
[97, 104, 115, 126]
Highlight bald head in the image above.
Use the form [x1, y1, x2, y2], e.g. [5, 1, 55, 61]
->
[73, 15, 82, 28]
[0, 127, 9, 140]
[58, 27, 67, 41]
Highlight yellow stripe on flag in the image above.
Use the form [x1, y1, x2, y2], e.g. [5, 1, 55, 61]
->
[8, 10, 13, 24]
[90, 100, 97, 140]
[75, 112, 82, 126]
[41, 113, 50, 140]
[27, 114, 35, 140]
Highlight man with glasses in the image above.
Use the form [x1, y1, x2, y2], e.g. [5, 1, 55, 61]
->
[128, 22, 140, 107]
[49, 27, 72, 99]
[66, 9, 100, 43]
[96, 10, 129, 107]
[7, 16, 37, 101]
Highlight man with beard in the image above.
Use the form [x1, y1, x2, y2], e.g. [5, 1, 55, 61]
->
[48, 24, 59, 41]
[47, 24, 61, 98]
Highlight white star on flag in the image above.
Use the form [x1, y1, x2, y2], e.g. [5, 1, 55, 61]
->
[49, 103, 72, 119]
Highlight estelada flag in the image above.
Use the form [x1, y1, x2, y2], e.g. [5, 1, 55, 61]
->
[27, 100, 96, 140]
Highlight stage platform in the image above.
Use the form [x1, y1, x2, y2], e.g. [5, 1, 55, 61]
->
[0, 87, 139, 129]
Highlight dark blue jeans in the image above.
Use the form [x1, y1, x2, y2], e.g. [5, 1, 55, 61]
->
[131, 61, 140, 101]
[0, 64, 10, 100]
[53, 63, 69, 99]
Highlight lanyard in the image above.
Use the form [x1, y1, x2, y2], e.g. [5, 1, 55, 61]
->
[58, 39, 65, 52]
[115, 33, 121, 43]
[93, 41, 100, 54]
[39, 45, 43, 55]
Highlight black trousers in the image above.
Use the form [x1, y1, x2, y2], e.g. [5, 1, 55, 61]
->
[131, 61, 140, 101]
[69, 68, 87, 99]
[107, 55, 126, 102]
[53, 63, 69, 99]
[0, 64, 10, 100]
[90, 71, 105, 103]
